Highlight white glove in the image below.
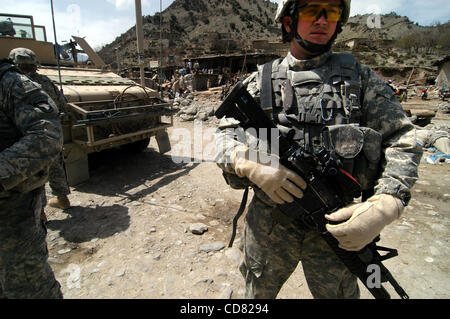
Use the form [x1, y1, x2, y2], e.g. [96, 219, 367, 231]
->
[325, 194, 404, 251]
[231, 146, 306, 204]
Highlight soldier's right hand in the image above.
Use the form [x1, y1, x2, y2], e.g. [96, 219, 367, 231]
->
[231, 146, 307, 204]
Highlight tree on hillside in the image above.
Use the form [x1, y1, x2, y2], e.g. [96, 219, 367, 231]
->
[396, 21, 450, 54]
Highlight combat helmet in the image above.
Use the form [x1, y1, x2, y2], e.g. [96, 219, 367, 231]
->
[275, 0, 351, 54]
[275, 0, 351, 25]
[8, 47, 40, 66]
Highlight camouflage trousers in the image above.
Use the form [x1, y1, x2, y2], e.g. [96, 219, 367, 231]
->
[42, 152, 70, 206]
[0, 187, 63, 299]
[48, 152, 70, 196]
[238, 194, 360, 299]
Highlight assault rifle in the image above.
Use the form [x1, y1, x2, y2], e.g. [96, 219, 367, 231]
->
[215, 81, 409, 299]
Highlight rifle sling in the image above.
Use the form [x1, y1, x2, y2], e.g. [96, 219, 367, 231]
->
[261, 60, 274, 112]
[228, 187, 249, 248]
[228, 61, 273, 248]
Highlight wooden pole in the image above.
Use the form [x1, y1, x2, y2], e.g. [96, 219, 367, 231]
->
[135, 0, 145, 87]
[406, 67, 415, 87]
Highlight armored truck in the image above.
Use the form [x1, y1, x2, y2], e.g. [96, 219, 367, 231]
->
[1, 13, 175, 186]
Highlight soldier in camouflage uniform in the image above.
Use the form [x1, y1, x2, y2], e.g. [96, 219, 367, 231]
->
[215, 0, 422, 298]
[0, 58, 63, 298]
[9, 48, 71, 217]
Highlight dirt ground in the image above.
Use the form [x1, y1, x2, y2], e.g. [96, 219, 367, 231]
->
[44, 94, 450, 300]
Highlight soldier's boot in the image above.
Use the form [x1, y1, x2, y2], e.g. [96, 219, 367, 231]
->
[48, 195, 71, 210]
[40, 207, 48, 223]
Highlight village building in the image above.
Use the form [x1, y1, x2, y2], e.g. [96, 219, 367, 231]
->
[434, 56, 450, 88]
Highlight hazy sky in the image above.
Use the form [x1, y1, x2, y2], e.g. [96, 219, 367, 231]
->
[0, 0, 449, 49]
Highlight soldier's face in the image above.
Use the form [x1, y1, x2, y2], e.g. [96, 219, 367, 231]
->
[284, 0, 342, 45]
[18, 64, 36, 74]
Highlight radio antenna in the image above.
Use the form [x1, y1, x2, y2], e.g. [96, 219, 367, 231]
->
[50, 0, 63, 93]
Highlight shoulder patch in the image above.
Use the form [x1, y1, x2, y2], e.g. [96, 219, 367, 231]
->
[34, 101, 55, 113]
[21, 77, 41, 93]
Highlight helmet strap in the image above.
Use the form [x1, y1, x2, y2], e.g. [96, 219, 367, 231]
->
[292, 24, 340, 55]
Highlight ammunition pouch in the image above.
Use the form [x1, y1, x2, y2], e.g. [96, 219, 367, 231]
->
[12, 170, 48, 193]
[0, 170, 48, 198]
[221, 171, 253, 190]
[328, 124, 382, 191]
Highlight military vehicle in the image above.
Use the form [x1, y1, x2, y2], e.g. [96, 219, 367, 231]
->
[0, 13, 175, 186]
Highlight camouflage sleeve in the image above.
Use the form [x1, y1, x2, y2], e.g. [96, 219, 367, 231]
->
[214, 71, 263, 188]
[214, 71, 261, 174]
[34, 73, 69, 114]
[360, 64, 423, 205]
[50, 83, 69, 114]
[0, 73, 62, 191]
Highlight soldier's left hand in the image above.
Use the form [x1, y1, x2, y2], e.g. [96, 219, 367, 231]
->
[325, 194, 404, 251]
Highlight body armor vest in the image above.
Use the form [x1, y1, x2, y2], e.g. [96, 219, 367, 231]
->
[266, 53, 361, 142]
[0, 60, 18, 81]
[261, 53, 382, 192]
[1, 61, 53, 195]
[0, 61, 21, 153]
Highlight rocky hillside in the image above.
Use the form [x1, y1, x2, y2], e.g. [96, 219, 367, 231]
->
[335, 15, 448, 84]
[340, 12, 423, 41]
[97, 0, 449, 74]
[99, 0, 279, 68]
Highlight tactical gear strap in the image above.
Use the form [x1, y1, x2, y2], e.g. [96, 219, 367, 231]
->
[228, 59, 289, 245]
[0, 61, 17, 82]
[271, 53, 361, 126]
[0, 61, 19, 132]
[261, 60, 274, 112]
[228, 187, 249, 248]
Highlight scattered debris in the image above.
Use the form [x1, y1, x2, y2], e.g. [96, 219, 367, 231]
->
[190, 223, 208, 235]
[199, 242, 226, 253]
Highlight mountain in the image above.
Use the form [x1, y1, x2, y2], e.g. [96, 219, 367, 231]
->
[98, 0, 279, 68]
[340, 12, 423, 41]
[97, 0, 449, 75]
[336, 13, 449, 73]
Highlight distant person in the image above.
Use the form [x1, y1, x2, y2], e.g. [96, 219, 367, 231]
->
[9, 48, 71, 219]
[0, 57, 63, 298]
[18, 29, 28, 38]
[439, 86, 449, 101]
[193, 61, 200, 73]
[68, 39, 78, 64]
[387, 80, 396, 92]
[0, 18, 16, 37]
[421, 88, 428, 100]
[187, 60, 192, 74]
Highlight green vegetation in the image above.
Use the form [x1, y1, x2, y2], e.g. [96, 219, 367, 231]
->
[396, 22, 450, 54]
